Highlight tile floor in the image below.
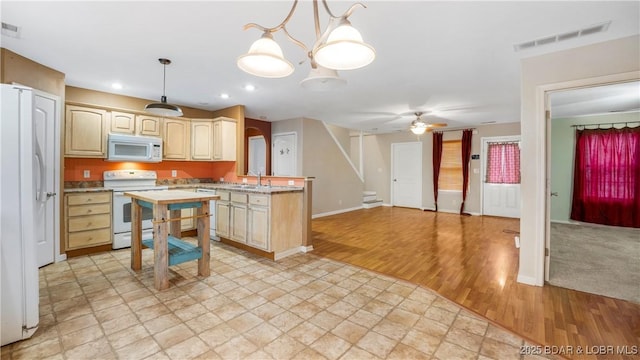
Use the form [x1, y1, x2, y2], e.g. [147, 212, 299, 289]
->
[1, 240, 555, 360]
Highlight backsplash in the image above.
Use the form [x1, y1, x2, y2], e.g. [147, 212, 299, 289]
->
[64, 158, 237, 182]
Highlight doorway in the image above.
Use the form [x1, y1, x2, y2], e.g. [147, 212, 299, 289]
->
[545, 80, 640, 302]
[272, 132, 297, 176]
[481, 136, 521, 218]
[391, 142, 422, 209]
[248, 135, 266, 176]
[33, 89, 60, 267]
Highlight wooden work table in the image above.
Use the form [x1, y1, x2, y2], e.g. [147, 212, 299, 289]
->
[124, 190, 220, 290]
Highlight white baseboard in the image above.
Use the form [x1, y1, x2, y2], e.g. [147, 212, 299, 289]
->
[516, 274, 541, 286]
[421, 206, 436, 211]
[274, 245, 313, 260]
[436, 208, 459, 214]
[55, 254, 67, 263]
[312, 206, 363, 219]
[382, 203, 392, 207]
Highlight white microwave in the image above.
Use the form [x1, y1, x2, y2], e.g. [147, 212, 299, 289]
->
[107, 134, 162, 162]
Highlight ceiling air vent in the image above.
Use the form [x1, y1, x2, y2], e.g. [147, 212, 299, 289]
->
[513, 21, 611, 52]
[1, 22, 20, 38]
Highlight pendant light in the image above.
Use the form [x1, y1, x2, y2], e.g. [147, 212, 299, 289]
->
[144, 58, 183, 117]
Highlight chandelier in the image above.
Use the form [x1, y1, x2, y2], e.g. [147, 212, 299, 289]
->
[237, 0, 375, 82]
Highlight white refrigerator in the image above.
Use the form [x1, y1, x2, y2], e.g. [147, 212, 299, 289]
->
[1, 84, 40, 346]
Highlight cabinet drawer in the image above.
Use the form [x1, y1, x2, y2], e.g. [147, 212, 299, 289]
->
[230, 192, 247, 203]
[68, 203, 111, 217]
[68, 214, 111, 232]
[68, 228, 112, 249]
[217, 191, 230, 201]
[67, 192, 111, 205]
[249, 194, 269, 206]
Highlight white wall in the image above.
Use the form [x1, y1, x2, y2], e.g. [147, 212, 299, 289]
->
[520, 35, 640, 286]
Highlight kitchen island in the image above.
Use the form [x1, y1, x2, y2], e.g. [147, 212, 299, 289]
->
[124, 189, 220, 290]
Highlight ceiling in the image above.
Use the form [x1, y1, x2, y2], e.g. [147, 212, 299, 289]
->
[2, 1, 639, 133]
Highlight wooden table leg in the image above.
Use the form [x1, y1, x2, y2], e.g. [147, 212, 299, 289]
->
[131, 199, 142, 271]
[197, 201, 210, 277]
[170, 209, 181, 239]
[154, 203, 170, 290]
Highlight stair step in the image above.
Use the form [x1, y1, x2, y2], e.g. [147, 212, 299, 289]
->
[363, 190, 376, 196]
[362, 199, 383, 209]
[363, 195, 377, 202]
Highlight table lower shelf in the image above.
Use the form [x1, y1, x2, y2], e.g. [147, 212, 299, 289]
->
[142, 235, 202, 266]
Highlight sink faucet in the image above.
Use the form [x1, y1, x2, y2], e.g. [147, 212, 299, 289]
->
[257, 171, 261, 187]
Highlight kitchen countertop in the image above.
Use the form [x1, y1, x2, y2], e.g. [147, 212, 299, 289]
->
[64, 183, 303, 194]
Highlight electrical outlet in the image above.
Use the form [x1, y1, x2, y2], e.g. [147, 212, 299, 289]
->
[220, 177, 224, 182]
[83, 170, 90, 178]
[171, 170, 177, 177]
[242, 178, 248, 183]
[288, 180, 295, 186]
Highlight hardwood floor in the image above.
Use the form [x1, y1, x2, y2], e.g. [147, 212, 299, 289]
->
[311, 207, 640, 360]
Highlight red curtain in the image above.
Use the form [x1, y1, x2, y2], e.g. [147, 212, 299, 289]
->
[432, 132, 443, 211]
[570, 127, 640, 228]
[486, 142, 521, 184]
[460, 129, 473, 214]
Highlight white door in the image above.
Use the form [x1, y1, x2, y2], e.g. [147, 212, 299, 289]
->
[33, 91, 59, 267]
[272, 132, 297, 176]
[248, 135, 266, 175]
[391, 142, 422, 209]
[481, 136, 521, 218]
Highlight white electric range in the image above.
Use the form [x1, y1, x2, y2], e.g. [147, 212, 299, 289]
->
[103, 170, 168, 249]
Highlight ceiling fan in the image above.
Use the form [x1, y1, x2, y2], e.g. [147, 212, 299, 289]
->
[410, 112, 447, 135]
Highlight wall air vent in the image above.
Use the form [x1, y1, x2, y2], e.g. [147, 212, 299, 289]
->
[1, 22, 20, 38]
[513, 21, 611, 52]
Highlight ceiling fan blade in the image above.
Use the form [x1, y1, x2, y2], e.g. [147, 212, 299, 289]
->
[427, 123, 448, 128]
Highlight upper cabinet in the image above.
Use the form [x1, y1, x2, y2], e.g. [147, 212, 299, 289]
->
[135, 115, 162, 137]
[213, 117, 237, 161]
[64, 105, 108, 157]
[109, 111, 136, 134]
[163, 118, 191, 160]
[191, 120, 214, 161]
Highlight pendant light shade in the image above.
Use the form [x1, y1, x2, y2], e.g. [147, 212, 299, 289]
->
[145, 58, 183, 117]
[237, 32, 294, 78]
[314, 21, 375, 71]
[300, 65, 347, 91]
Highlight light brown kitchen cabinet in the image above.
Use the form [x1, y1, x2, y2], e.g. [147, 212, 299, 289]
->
[65, 192, 112, 250]
[191, 120, 214, 160]
[247, 194, 270, 251]
[109, 111, 136, 134]
[213, 117, 237, 161]
[163, 118, 190, 160]
[136, 115, 162, 137]
[215, 191, 230, 238]
[64, 105, 108, 157]
[229, 192, 248, 243]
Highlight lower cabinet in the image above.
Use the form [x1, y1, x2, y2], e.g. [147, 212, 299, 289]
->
[65, 192, 112, 250]
[215, 189, 302, 257]
[229, 192, 248, 243]
[247, 194, 270, 251]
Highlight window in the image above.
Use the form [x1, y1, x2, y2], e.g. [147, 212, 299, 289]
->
[485, 142, 521, 184]
[570, 127, 640, 228]
[438, 140, 462, 191]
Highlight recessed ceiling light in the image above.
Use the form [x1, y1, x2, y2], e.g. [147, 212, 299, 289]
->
[111, 83, 123, 90]
[244, 84, 255, 91]
[220, 93, 230, 99]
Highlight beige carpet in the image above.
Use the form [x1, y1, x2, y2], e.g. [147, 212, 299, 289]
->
[549, 222, 640, 303]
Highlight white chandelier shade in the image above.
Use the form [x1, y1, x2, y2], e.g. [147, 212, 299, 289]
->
[237, 33, 295, 78]
[313, 23, 375, 70]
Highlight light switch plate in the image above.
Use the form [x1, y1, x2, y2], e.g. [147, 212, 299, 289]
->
[171, 170, 177, 177]
[83, 170, 90, 178]
[242, 178, 248, 183]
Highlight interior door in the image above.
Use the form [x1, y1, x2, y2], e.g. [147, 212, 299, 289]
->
[481, 136, 521, 218]
[248, 135, 266, 175]
[391, 142, 422, 209]
[33, 91, 58, 267]
[272, 132, 297, 176]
